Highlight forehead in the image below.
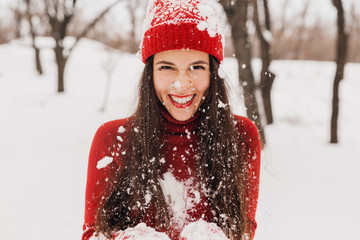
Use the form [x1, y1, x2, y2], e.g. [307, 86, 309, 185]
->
[154, 49, 209, 65]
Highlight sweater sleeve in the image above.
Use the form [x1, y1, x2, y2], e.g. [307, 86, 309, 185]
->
[82, 119, 127, 240]
[234, 115, 261, 240]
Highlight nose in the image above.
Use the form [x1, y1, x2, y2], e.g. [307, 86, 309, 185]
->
[173, 70, 192, 91]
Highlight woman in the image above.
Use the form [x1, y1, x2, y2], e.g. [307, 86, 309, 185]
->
[82, 0, 261, 239]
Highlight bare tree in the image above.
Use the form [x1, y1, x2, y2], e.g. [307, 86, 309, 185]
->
[252, 0, 275, 125]
[11, 5, 23, 39]
[43, 0, 123, 92]
[271, 0, 290, 59]
[100, 46, 119, 112]
[25, 0, 43, 75]
[0, 22, 10, 44]
[219, 0, 266, 144]
[293, 0, 310, 59]
[126, 0, 142, 53]
[348, 1, 360, 62]
[330, 0, 348, 143]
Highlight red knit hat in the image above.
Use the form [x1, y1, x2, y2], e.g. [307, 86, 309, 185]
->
[140, 0, 224, 63]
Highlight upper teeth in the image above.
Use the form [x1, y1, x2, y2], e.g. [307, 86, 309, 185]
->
[171, 95, 194, 104]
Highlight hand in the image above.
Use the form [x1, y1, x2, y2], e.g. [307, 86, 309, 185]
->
[180, 220, 229, 240]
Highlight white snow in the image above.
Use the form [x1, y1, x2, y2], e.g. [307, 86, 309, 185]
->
[118, 126, 126, 133]
[173, 80, 182, 90]
[96, 156, 113, 169]
[217, 99, 227, 108]
[159, 172, 201, 228]
[113, 223, 171, 240]
[197, 0, 223, 40]
[197, 21, 208, 31]
[180, 220, 229, 240]
[217, 63, 227, 79]
[144, 190, 152, 206]
[1, 37, 360, 240]
[262, 30, 272, 43]
[159, 172, 188, 227]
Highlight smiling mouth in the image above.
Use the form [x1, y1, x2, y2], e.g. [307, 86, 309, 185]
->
[168, 94, 195, 108]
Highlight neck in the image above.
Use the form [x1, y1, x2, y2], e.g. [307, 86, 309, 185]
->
[160, 109, 201, 134]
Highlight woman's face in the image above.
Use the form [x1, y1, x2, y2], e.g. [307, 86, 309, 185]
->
[153, 49, 210, 121]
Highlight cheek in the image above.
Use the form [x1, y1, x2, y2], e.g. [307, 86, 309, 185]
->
[195, 78, 210, 96]
[153, 77, 169, 102]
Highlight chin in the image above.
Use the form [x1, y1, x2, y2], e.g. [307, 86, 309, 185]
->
[169, 109, 196, 122]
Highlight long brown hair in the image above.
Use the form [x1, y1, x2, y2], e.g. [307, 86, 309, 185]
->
[95, 55, 252, 239]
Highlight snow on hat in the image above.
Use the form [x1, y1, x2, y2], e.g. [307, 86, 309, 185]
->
[140, 0, 224, 63]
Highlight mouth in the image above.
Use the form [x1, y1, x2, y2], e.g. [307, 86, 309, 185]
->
[168, 94, 196, 108]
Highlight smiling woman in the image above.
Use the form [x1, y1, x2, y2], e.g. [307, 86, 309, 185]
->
[82, 1, 261, 240]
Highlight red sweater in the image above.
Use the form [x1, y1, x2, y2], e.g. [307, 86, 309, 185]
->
[82, 112, 261, 240]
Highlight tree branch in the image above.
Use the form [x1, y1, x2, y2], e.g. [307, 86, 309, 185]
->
[67, 0, 123, 54]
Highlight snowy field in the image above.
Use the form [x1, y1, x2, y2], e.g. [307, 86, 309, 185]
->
[0, 38, 359, 240]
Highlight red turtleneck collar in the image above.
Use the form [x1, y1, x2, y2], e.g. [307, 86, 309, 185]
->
[160, 109, 201, 135]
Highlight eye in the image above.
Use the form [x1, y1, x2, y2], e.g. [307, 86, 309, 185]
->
[190, 65, 206, 70]
[159, 66, 174, 71]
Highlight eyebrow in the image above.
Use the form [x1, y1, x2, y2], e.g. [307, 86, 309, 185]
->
[155, 60, 209, 65]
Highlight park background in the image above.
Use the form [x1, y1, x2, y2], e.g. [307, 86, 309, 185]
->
[0, 0, 359, 240]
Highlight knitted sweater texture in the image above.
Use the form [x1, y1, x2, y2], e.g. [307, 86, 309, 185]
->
[82, 111, 261, 240]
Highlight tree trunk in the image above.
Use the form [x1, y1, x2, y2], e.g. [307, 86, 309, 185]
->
[220, 0, 266, 145]
[55, 44, 68, 93]
[253, 0, 275, 125]
[25, 0, 43, 75]
[34, 47, 43, 75]
[30, 22, 43, 75]
[330, 0, 348, 144]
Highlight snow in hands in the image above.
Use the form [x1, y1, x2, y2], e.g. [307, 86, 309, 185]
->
[180, 220, 230, 240]
[108, 221, 230, 240]
[112, 223, 171, 240]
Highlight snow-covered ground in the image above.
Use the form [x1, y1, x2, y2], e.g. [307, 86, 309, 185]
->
[0, 38, 359, 240]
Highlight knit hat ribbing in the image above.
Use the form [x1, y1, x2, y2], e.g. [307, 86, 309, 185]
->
[140, 0, 224, 63]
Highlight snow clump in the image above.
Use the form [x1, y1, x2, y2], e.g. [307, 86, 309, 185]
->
[218, 99, 227, 109]
[173, 80, 182, 90]
[180, 220, 229, 240]
[96, 156, 113, 169]
[118, 126, 126, 133]
[197, 1, 220, 38]
[113, 223, 171, 240]
[159, 172, 201, 229]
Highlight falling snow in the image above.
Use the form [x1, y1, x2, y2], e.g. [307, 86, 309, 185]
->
[96, 156, 113, 169]
[118, 126, 126, 133]
[217, 100, 227, 109]
[2, 37, 360, 240]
